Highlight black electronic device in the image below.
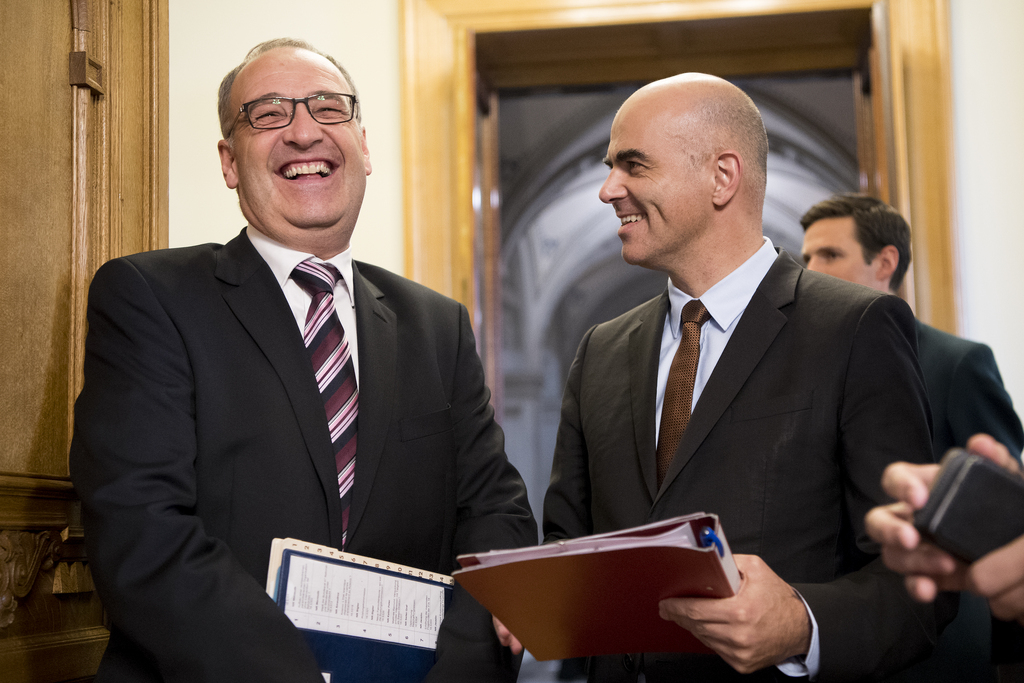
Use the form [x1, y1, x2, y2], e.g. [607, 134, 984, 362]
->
[914, 447, 1024, 562]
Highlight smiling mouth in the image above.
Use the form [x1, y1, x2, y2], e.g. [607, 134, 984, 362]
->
[620, 214, 643, 225]
[283, 161, 333, 179]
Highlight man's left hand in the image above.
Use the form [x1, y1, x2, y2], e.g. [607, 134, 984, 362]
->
[658, 554, 811, 674]
[492, 616, 523, 655]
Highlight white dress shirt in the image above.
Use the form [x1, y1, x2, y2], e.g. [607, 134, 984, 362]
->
[654, 237, 820, 679]
[246, 225, 360, 385]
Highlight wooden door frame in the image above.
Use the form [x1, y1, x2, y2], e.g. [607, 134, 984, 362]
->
[400, 0, 958, 331]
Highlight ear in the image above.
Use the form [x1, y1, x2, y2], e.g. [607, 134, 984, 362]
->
[711, 151, 742, 208]
[360, 127, 372, 176]
[217, 139, 239, 190]
[872, 244, 901, 289]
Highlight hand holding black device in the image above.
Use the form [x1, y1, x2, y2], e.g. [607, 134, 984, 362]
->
[914, 448, 1024, 562]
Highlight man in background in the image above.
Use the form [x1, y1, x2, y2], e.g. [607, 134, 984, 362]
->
[517, 73, 945, 681]
[71, 38, 534, 682]
[800, 193, 1023, 461]
[801, 193, 1024, 681]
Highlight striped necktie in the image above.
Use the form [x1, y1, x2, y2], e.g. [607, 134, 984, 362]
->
[291, 259, 358, 547]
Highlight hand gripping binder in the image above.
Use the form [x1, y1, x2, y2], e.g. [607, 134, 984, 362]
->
[453, 512, 740, 661]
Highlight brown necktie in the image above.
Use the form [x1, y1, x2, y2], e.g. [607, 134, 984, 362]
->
[656, 299, 710, 488]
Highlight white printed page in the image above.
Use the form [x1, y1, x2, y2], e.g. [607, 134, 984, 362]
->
[462, 514, 701, 567]
[282, 553, 447, 650]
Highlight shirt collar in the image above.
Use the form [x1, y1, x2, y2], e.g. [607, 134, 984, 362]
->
[666, 237, 777, 337]
[246, 225, 355, 308]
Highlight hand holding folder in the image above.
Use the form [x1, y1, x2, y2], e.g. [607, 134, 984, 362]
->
[657, 552, 814, 674]
[454, 513, 741, 661]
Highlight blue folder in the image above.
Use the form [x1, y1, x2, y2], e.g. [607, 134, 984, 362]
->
[274, 547, 453, 683]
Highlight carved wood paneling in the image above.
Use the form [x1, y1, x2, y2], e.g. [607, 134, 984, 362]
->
[0, 475, 104, 681]
[0, 531, 61, 629]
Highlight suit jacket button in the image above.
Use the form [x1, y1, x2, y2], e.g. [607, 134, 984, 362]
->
[622, 654, 634, 670]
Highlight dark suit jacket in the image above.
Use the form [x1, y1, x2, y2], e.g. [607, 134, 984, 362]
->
[916, 320, 1023, 460]
[544, 252, 944, 683]
[70, 230, 535, 683]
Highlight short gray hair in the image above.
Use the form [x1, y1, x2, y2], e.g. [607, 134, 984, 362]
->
[690, 90, 768, 207]
[217, 38, 361, 139]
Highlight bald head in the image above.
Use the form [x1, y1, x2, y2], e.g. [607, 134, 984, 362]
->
[618, 74, 768, 210]
[599, 74, 769, 295]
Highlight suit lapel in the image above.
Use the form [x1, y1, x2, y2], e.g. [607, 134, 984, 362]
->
[216, 231, 345, 546]
[344, 263, 397, 544]
[630, 293, 670, 502]
[656, 252, 800, 501]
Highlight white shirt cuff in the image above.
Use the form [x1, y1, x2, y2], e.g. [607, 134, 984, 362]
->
[775, 589, 819, 680]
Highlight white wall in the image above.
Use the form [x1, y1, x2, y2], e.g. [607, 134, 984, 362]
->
[168, 0, 403, 273]
[950, 0, 1024, 411]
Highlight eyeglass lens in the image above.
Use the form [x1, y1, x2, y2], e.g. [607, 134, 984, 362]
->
[247, 94, 355, 129]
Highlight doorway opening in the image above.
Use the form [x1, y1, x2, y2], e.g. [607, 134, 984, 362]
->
[496, 73, 860, 530]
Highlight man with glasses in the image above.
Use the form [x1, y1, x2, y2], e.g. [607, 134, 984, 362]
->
[70, 38, 535, 683]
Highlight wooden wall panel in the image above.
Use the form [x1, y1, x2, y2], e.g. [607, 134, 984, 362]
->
[0, 0, 76, 477]
[0, 0, 169, 679]
[0, 476, 106, 683]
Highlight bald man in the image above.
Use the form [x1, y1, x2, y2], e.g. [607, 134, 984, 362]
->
[538, 75, 947, 681]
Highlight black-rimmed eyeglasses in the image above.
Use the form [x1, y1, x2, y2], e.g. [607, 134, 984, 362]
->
[239, 93, 358, 130]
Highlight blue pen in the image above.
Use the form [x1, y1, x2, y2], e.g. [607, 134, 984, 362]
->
[700, 526, 724, 557]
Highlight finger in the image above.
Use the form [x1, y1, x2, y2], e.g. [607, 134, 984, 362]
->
[659, 598, 690, 626]
[968, 534, 1024, 597]
[659, 596, 733, 626]
[902, 560, 970, 599]
[881, 462, 939, 509]
[492, 616, 523, 654]
[660, 554, 773, 625]
[866, 503, 920, 549]
[657, 600, 729, 660]
[733, 553, 763, 573]
[660, 557, 757, 626]
[881, 541, 960, 577]
[986, 582, 1024, 623]
[492, 616, 508, 641]
[966, 433, 1021, 475]
[906, 575, 938, 602]
[658, 599, 748, 665]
